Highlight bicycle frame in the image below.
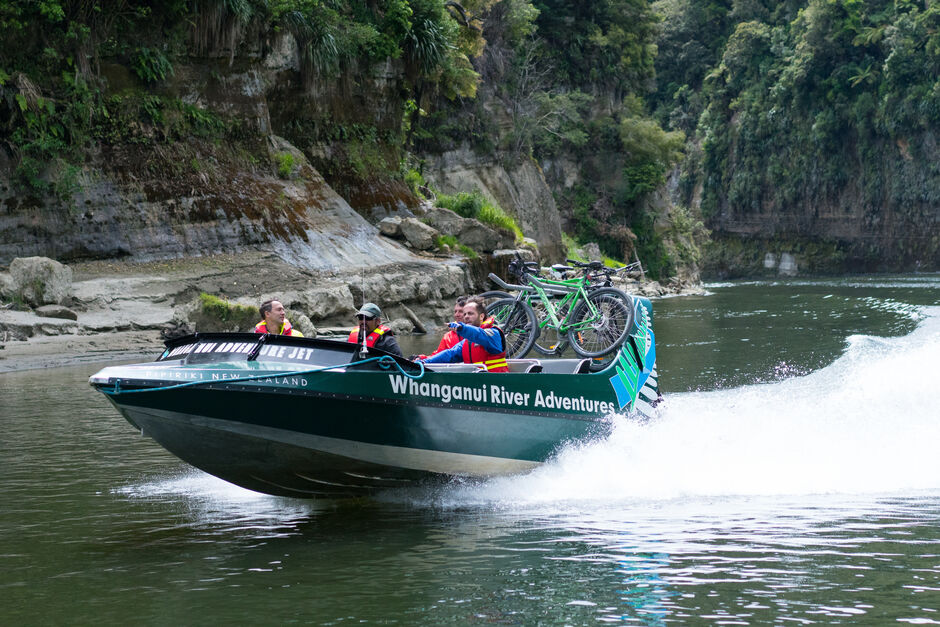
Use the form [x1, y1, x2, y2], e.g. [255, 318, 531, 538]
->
[526, 274, 602, 336]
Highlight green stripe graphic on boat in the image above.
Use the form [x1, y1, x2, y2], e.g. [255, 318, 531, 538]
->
[609, 302, 653, 410]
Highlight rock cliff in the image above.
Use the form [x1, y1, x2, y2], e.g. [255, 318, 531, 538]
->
[422, 148, 565, 262]
[0, 29, 568, 269]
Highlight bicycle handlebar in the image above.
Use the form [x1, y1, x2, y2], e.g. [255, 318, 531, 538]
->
[565, 258, 606, 270]
[565, 259, 643, 277]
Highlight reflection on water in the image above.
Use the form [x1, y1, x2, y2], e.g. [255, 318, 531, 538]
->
[2, 276, 940, 624]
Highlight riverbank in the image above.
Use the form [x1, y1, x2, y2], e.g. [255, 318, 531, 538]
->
[0, 251, 704, 373]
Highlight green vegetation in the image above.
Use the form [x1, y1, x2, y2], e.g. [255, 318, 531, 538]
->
[652, 0, 940, 256]
[435, 190, 523, 241]
[434, 234, 459, 248]
[1, 0, 485, 193]
[276, 152, 295, 179]
[562, 233, 628, 269]
[457, 243, 478, 258]
[197, 293, 258, 331]
[434, 233, 478, 258]
[4, 0, 934, 276]
[403, 167, 425, 196]
[412, 0, 687, 274]
[562, 232, 584, 261]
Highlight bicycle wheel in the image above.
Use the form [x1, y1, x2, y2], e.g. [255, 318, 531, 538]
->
[488, 298, 538, 359]
[480, 291, 512, 311]
[566, 289, 634, 358]
[531, 296, 570, 356]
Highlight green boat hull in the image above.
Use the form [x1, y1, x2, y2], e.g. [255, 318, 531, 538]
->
[90, 300, 658, 497]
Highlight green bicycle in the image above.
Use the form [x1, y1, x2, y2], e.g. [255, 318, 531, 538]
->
[486, 257, 635, 359]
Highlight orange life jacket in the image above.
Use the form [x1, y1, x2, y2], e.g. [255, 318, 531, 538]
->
[254, 319, 299, 336]
[348, 324, 394, 347]
[461, 317, 509, 372]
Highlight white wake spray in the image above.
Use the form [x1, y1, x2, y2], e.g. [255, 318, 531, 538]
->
[437, 307, 940, 505]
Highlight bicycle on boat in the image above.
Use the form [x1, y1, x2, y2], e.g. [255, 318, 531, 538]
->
[484, 255, 636, 361]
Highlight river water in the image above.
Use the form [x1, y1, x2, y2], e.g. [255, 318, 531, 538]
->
[2, 276, 939, 624]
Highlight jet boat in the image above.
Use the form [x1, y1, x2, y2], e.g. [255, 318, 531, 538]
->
[89, 299, 659, 497]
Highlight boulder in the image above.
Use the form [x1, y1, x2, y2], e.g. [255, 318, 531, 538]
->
[580, 243, 602, 261]
[425, 207, 465, 236]
[457, 222, 499, 252]
[292, 312, 317, 337]
[9, 257, 73, 306]
[0, 272, 12, 301]
[636, 281, 666, 297]
[427, 208, 516, 252]
[161, 319, 195, 341]
[387, 317, 413, 335]
[378, 216, 403, 237]
[296, 284, 356, 320]
[489, 226, 516, 251]
[399, 218, 439, 250]
[34, 304, 79, 321]
[522, 237, 539, 252]
[424, 207, 515, 252]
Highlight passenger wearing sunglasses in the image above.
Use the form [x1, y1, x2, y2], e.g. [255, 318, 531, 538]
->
[347, 302, 403, 357]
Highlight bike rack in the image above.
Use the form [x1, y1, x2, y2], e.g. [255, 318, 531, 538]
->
[487, 273, 536, 293]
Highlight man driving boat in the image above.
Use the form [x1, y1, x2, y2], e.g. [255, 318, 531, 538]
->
[348, 302, 403, 357]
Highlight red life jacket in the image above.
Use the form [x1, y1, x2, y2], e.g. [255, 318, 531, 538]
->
[254, 319, 299, 336]
[461, 317, 509, 372]
[348, 324, 394, 347]
[432, 328, 461, 355]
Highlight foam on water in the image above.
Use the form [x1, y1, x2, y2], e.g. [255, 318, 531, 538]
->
[436, 306, 940, 506]
[114, 469, 322, 524]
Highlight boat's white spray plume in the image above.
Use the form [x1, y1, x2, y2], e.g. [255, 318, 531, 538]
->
[438, 307, 940, 506]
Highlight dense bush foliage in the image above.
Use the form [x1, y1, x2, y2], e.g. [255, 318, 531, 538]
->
[0, 0, 482, 191]
[409, 0, 688, 276]
[652, 0, 940, 235]
[5, 0, 929, 275]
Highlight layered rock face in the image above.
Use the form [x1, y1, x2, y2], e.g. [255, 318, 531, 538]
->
[704, 173, 939, 273]
[0, 38, 415, 270]
[422, 149, 565, 262]
[0, 32, 566, 269]
[0, 138, 417, 270]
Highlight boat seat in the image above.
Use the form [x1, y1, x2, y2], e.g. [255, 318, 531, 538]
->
[506, 359, 543, 373]
[538, 358, 592, 374]
[423, 363, 486, 373]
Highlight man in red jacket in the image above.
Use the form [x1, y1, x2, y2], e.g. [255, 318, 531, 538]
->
[431, 296, 467, 355]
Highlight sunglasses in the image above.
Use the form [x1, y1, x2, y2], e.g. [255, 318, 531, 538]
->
[356, 315, 376, 321]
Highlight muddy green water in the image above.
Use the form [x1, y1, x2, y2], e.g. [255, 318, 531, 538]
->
[2, 275, 939, 625]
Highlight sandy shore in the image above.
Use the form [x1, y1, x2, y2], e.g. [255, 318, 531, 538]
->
[0, 330, 165, 373]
